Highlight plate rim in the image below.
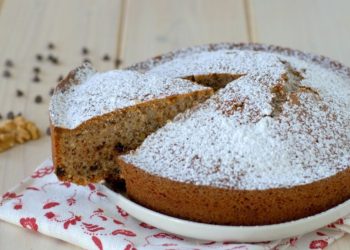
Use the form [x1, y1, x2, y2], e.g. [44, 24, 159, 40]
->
[102, 186, 350, 242]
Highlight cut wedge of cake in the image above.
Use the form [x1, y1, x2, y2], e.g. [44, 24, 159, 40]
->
[49, 63, 213, 185]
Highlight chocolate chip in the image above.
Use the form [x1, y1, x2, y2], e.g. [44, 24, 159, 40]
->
[48, 42, 55, 50]
[17, 112, 22, 117]
[48, 54, 59, 64]
[82, 47, 89, 55]
[57, 75, 63, 82]
[102, 54, 110, 61]
[5, 59, 13, 68]
[34, 95, 43, 103]
[52, 57, 59, 64]
[36, 54, 43, 61]
[114, 142, 125, 153]
[114, 58, 122, 68]
[46, 127, 51, 136]
[33, 67, 41, 74]
[16, 89, 24, 97]
[49, 88, 55, 96]
[3, 70, 11, 78]
[32, 75, 40, 83]
[83, 58, 91, 64]
[6, 111, 14, 119]
[0, 114, 2, 120]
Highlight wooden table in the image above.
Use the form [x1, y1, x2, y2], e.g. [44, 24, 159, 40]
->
[0, 0, 349, 249]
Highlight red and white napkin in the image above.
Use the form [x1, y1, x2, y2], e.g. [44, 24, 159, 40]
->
[0, 159, 349, 250]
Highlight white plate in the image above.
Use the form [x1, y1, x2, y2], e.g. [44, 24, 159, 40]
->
[103, 187, 350, 242]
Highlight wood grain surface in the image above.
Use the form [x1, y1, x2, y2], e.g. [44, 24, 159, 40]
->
[0, 0, 349, 249]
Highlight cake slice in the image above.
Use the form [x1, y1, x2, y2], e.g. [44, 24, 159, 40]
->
[49, 63, 213, 185]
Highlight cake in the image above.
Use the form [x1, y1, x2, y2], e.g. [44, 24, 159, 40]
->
[49, 63, 213, 185]
[117, 43, 350, 226]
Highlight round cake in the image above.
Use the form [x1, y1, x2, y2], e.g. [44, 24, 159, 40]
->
[117, 43, 350, 226]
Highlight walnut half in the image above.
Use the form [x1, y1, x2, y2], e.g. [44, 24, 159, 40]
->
[0, 116, 41, 153]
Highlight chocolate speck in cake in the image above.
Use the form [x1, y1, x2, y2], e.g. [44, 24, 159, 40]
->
[55, 167, 65, 178]
[114, 142, 125, 153]
[89, 165, 99, 171]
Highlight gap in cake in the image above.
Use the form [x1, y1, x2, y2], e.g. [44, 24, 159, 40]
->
[269, 60, 320, 118]
[182, 73, 244, 91]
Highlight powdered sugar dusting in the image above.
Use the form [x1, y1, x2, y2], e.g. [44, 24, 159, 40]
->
[122, 48, 350, 190]
[49, 68, 209, 129]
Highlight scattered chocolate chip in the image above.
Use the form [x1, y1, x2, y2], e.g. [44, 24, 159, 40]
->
[46, 127, 51, 136]
[3, 70, 11, 78]
[34, 95, 43, 103]
[82, 47, 89, 55]
[102, 54, 110, 61]
[114, 58, 122, 68]
[48, 42, 55, 50]
[5, 59, 13, 68]
[17, 112, 22, 117]
[33, 67, 41, 74]
[16, 89, 24, 97]
[47, 54, 59, 64]
[36, 54, 43, 61]
[6, 111, 14, 119]
[0, 114, 2, 120]
[57, 75, 63, 82]
[52, 57, 59, 64]
[83, 58, 91, 64]
[32, 75, 40, 83]
[49, 88, 55, 96]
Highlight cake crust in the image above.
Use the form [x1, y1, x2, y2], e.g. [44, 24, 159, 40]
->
[118, 159, 350, 226]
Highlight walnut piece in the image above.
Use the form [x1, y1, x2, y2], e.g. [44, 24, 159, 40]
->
[0, 116, 41, 152]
